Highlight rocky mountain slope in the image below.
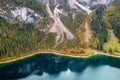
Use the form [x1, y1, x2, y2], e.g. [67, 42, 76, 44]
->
[0, 0, 120, 58]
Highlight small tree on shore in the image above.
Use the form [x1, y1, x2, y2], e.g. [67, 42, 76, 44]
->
[109, 47, 113, 55]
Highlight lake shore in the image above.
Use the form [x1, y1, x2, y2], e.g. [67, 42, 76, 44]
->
[0, 50, 120, 65]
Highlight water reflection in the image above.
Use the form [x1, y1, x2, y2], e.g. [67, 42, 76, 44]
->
[0, 54, 120, 80]
[19, 65, 120, 80]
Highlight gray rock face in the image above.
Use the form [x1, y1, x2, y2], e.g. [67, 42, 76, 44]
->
[38, 0, 113, 14]
[0, 0, 113, 23]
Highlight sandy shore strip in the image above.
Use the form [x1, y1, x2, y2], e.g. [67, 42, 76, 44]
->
[0, 51, 120, 65]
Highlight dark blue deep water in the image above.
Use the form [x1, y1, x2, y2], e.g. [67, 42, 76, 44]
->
[0, 54, 120, 80]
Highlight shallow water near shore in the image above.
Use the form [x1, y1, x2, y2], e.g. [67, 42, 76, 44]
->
[0, 53, 120, 80]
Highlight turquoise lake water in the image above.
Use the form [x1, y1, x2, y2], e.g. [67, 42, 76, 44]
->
[19, 65, 120, 80]
[0, 54, 120, 80]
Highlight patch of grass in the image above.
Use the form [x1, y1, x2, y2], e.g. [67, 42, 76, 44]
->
[85, 49, 96, 54]
[103, 30, 120, 52]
